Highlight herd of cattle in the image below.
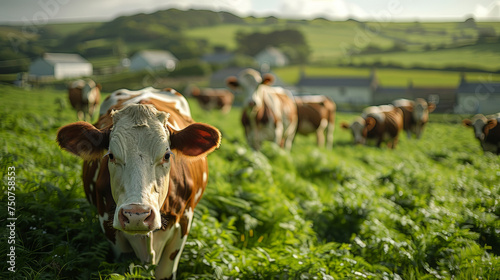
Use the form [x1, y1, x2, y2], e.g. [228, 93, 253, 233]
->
[59, 69, 499, 279]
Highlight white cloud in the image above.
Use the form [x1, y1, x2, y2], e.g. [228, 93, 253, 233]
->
[474, 1, 500, 19]
[278, 0, 369, 20]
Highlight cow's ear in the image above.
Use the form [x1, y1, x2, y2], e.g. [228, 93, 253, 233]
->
[428, 102, 436, 113]
[170, 123, 221, 158]
[191, 86, 201, 96]
[485, 119, 498, 131]
[366, 117, 376, 131]
[57, 122, 110, 160]
[462, 119, 472, 127]
[262, 73, 275, 85]
[226, 76, 239, 90]
[96, 83, 102, 90]
[340, 122, 350, 129]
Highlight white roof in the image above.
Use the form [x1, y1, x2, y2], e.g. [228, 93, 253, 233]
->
[134, 50, 178, 64]
[41, 53, 90, 65]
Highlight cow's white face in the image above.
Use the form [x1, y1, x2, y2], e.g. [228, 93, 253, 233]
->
[82, 81, 98, 103]
[238, 69, 264, 107]
[107, 105, 172, 234]
[471, 117, 487, 141]
[350, 117, 366, 145]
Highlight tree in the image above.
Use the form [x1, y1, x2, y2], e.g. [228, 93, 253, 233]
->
[235, 29, 310, 64]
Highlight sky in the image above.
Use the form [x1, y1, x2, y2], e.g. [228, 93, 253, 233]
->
[0, 0, 499, 24]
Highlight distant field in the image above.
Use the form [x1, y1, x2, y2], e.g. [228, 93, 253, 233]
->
[44, 22, 103, 36]
[185, 20, 500, 69]
[345, 42, 500, 72]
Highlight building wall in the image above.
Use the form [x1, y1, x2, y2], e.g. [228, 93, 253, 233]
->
[28, 59, 54, 77]
[129, 56, 150, 72]
[54, 63, 92, 79]
[455, 93, 500, 114]
[373, 92, 411, 105]
[299, 86, 372, 107]
[255, 52, 287, 67]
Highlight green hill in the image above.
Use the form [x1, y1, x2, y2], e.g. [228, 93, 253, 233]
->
[1, 9, 500, 75]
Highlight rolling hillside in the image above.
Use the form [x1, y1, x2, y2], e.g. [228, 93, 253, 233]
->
[1, 9, 500, 75]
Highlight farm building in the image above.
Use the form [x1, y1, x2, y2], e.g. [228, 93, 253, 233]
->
[28, 53, 93, 80]
[373, 87, 410, 105]
[296, 70, 379, 110]
[254, 46, 289, 68]
[201, 52, 236, 65]
[129, 50, 178, 72]
[408, 84, 456, 113]
[455, 75, 500, 114]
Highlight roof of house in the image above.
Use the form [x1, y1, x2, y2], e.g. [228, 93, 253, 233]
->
[201, 52, 235, 64]
[297, 76, 375, 87]
[256, 46, 287, 59]
[375, 87, 408, 95]
[40, 53, 90, 65]
[133, 50, 178, 64]
[457, 81, 500, 95]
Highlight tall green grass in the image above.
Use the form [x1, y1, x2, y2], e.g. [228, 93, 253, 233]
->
[1, 85, 499, 279]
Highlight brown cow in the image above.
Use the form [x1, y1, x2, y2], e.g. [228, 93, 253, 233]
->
[190, 86, 234, 114]
[227, 69, 298, 151]
[463, 113, 500, 154]
[341, 105, 404, 149]
[68, 79, 102, 121]
[294, 95, 336, 149]
[57, 87, 221, 279]
[392, 98, 436, 139]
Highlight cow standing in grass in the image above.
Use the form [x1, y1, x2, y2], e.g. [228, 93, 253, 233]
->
[341, 105, 404, 149]
[392, 98, 436, 139]
[68, 79, 101, 121]
[295, 95, 336, 149]
[190, 86, 234, 114]
[57, 88, 221, 279]
[226, 68, 298, 151]
[463, 113, 500, 154]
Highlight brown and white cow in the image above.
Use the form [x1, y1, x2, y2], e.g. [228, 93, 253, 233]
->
[226, 69, 298, 151]
[190, 86, 234, 114]
[392, 98, 436, 139]
[463, 113, 500, 154]
[68, 79, 102, 121]
[341, 105, 404, 149]
[57, 88, 221, 279]
[294, 95, 336, 149]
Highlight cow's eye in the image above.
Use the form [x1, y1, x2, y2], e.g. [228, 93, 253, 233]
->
[163, 150, 174, 163]
[105, 151, 115, 162]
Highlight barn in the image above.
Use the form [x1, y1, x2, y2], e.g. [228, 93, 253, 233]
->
[254, 46, 289, 68]
[455, 74, 500, 114]
[296, 70, 379, 111]
[129, 50, 178, 72]
[29, 53, 93, 80]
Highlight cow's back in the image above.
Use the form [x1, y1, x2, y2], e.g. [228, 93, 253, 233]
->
[383, 108, 404, 138]
[296, 95, 335, 133]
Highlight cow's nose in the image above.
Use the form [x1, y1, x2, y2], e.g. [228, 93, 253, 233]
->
[118, 204, 155, 231]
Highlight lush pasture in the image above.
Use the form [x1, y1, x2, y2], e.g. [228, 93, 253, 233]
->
[1, 85, 500, 279]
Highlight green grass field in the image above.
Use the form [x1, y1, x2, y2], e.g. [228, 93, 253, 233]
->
[1, 85, 499, 279]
